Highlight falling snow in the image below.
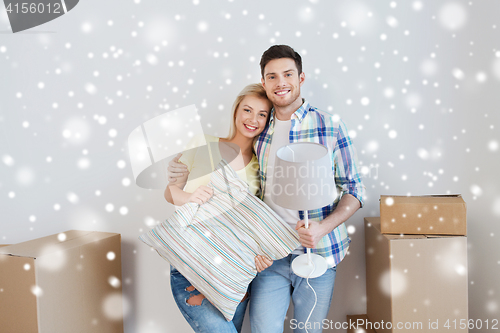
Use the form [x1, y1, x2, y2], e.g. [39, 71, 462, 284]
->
[438, 2, 468, 31]
[1, 1, 499, 331]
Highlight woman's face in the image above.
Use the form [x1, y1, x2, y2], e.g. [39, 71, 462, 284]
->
[234, 95, 271, 139]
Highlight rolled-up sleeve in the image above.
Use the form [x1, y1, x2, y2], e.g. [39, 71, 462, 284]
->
[333, 120, 366, 207]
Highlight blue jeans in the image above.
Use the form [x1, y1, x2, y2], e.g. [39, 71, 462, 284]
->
[170, 266, 249, 333]
[249, 254, 336, 333]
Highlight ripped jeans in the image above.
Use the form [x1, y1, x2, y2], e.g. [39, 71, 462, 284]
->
[170, 266, 249, 333]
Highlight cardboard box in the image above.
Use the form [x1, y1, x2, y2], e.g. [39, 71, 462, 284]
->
[380, 195, 467, 235]
[0, 230, 123, 333]
[346, 314, 376, 333]
[365, 217, 468, 332]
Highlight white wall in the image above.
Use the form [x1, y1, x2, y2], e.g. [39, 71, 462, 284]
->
[1, 1, 499, 332]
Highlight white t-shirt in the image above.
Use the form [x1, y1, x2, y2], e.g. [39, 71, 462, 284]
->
[263, 118, 304, 254]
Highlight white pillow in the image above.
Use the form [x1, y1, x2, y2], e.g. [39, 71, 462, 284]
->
[140, 159, 300, 321]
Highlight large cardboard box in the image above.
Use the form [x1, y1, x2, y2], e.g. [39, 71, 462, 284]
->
[0, 230, 123, 333]
[380, 195, 467, 235]
[346, 314, 376, 333]
[365, 217, 468, 332]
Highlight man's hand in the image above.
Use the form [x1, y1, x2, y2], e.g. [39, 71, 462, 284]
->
[168, 153, 188, 183]
[295, 195, 362, 248]
[295, 220, 329, 249]
[187, 185, 213, 205]
[255, 255, 273, 272]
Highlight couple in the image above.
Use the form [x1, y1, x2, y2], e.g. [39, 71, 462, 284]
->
[164, 45, 365, 333]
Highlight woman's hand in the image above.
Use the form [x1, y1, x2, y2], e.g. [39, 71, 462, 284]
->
[164, 154, 190, 205]
[187, 185, 214, 205]
[168, 153, 188, 183]
[255, 255, 273, 272]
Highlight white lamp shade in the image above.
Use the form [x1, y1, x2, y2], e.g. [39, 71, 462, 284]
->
[127, 105, 206, 189]
[271, 142, 336, 210]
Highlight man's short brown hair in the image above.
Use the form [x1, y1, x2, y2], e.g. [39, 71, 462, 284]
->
[260, 45, 302, 78]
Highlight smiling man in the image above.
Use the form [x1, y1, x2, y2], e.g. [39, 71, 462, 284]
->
[250, 45, 366, 333]
[167, 45, 365, 333]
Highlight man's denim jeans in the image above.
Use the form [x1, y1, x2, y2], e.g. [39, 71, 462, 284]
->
[249, 254, 336, 333]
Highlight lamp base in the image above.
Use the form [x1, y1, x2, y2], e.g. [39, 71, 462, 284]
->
[291, 253, 328, 279]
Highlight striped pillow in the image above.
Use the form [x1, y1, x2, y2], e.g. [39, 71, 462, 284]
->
[139, 159, 300, 321]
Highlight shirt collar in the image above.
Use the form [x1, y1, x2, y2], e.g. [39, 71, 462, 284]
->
[269, 98, 310, 125]
[292, 99, 310, 123]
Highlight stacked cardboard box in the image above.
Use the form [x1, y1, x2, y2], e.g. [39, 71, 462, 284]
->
[365, 195, 469, 333]
[0, 230, 123, 333]
[379, 194, 467, 235]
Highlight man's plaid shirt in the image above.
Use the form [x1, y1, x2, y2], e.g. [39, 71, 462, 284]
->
[254, 99, 366, 267]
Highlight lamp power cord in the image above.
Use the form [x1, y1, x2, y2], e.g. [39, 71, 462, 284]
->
[304, 261, 318, 333]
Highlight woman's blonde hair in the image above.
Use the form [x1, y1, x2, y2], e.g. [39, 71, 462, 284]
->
[224, 83, 272, 140]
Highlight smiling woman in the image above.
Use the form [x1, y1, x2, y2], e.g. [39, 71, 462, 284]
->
[165, 83, 272, 205]
[233, 96, 269, 137]
[162, 83, 273, 333]
[224, 84, 273, 143]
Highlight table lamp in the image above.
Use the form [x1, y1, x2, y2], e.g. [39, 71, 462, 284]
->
[271, 142, 337, 278]
[127, 105, 207, 189]
[127, 104, 242, 213]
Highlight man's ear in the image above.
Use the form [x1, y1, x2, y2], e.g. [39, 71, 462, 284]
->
[261, 77, 266, 88]
[299, 72, 305, 87]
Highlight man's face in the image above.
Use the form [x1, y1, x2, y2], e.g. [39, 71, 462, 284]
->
[261, 58, 305, 109]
